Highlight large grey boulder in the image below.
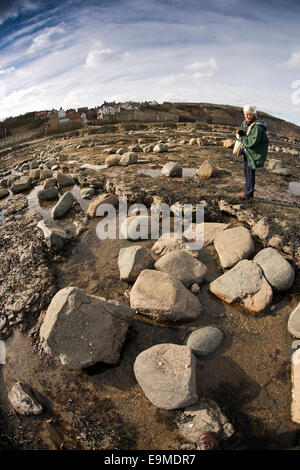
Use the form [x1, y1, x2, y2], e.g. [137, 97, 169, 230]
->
[11, 177, 32, 194]
[153, 143, 168, 153]
[288, 303, 300, 338]
[118, 245, 154, 282]
[28, 169, 40, 180]
[161, 162, 182, 177]
[8, 382, 44, 416]
[51, 191, 74, 219]
[39, 169, 53, 181]
[105, 154, 122, 167]
[39, 287, 135, 370]
[37, 187, 59, 201]
[177, 398, 234, 443]
[196, 160, 217, 178]
[56, 171, 75, 188]
[214, 226, 255, 269]
[154, 250, 207, 287]
[253, 248, 295, 292]
[272, 168, 293, 177]
[133, 343, 198, 409]
[210, 260, 273, 313]
[37, 219, 73, 251]
[119, 152, 138, 166]
[130, 269, 202, 322]
[183, 326, 224, 357]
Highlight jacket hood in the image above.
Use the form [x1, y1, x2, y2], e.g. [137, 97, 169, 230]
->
[256, 119, 268, 130]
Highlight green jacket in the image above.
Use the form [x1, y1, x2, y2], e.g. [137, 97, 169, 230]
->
[238, 120, 269, 170]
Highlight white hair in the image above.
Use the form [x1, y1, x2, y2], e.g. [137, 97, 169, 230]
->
[243, 104, 257, 117]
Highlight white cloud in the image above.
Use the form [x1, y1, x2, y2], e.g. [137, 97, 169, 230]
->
[279, 51, 300, 70]
[3, 86, 43, 106]
[185, 57, 219, 77]
[85, 47, 128, 67]
[27, 25, 66, 54]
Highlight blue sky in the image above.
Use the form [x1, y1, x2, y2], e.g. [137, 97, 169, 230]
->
[1, 0, 300, 124]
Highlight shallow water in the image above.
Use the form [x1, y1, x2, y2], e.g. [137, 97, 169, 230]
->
[26, 184, 94, 220]
[137, 168, 197, 178]
[80, 163, 107, 170]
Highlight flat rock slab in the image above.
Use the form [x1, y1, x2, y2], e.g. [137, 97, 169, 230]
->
[214, 226, 255, 269]
[134, 343, 198, 409]
[210, 260, 273, 313]
[154, 250, 207, 287]
[288, 303, 300, 338]
[253, 247, 295, 292]
[183, 326, 224, 357]
[118, 245, 154, 282]
[130, 269, 202, 322]
[51, 191, 74, 219]
[39, 287, 135, 370]
[177, 398, 234, 442]
[8, 382, 44, 416]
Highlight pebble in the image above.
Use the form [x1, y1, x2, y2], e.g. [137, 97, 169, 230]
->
[183, 326, 224, 357]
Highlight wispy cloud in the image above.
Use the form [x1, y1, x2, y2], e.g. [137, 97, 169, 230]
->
[27, 24, 66, 54]
[279, 50, 300, 70]
[0, 0, 300, 124]
[86, 45, 129, 67]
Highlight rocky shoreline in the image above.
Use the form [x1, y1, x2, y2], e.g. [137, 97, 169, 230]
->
[0, 122, 299, 450]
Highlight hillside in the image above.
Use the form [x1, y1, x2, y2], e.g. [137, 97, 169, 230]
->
[1, 103, 300, 142]
[151, 102, 300, 141]
[0, 112, 47, 139]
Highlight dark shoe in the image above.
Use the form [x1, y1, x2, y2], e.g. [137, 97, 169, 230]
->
[198, 432, 219, 450]
[236, 192, 251, 200]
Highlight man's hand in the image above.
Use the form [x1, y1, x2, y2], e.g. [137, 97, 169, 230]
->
[236, 133, 240, 140]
